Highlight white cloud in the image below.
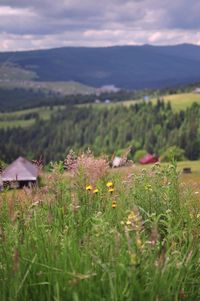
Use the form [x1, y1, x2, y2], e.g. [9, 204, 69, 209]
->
[0, 0, 200, 51]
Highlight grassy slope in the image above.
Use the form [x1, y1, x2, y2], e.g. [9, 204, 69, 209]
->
[151, 93, 200, 111]
[81, 92, 200, 111]
[0, 80, 96, 96]
[121, 92, 200, 111]
[0, 106, 65, 128]
[0, 92, 199, 129]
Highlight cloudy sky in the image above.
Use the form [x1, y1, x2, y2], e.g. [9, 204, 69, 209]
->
[0, 0, 200, 51]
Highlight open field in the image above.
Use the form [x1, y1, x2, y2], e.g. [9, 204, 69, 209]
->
[0, 159, 199, 301]
[1, 91, 200, 129]
[0, 80, 96, 96]
[118, 92, 200, 111]
[113, 161, 200, 199]
[0, 106, 65, 128]
[151, 92, 200, 111]
[80, 92, 200, 112]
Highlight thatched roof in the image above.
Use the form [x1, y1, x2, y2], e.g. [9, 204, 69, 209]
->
[1, 157, 39, 182]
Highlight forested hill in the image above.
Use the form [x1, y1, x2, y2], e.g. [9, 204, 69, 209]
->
[1, 44, 200, 89]
[0, 101, 200, 163]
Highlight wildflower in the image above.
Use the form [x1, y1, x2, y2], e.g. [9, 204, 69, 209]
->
[108, 187, 114, 193]
[86, 185, 92, 191]
[112, 200, 117, 208]
[106, 181, 113, 188]
[126, 209, 143, 232]
[145, 184, 153, 192]
[93, 188, 99, 194]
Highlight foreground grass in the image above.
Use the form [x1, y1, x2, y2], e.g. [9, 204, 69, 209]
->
[0, 162, 199, 301]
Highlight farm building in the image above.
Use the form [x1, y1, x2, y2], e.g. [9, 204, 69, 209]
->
[139, 154, 159, 164]
[1, 156, 39, 189]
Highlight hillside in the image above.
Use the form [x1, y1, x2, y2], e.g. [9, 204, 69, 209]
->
[0, 101, 200, 163]
[118, 92, 200, 111]
[1, 44, 200, 89]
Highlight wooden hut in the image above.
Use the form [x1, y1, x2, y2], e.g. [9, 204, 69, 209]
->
[1, 157, 39, 188]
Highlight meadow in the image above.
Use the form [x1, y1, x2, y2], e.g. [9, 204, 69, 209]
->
[116, 92, 200, 112]
[0, 106, 65, 128]
[1, 91, 200, 129]
[80, 92, 200, 112]
[0, 155, 199, 301]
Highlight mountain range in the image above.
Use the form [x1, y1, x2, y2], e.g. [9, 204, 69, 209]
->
[1, 44, 200, 90]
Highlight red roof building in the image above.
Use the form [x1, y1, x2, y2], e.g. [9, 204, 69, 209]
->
[139, 154, 159, 164]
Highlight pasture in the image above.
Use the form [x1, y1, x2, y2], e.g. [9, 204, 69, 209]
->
[0, 106, 65, 128]
[1, 92, 200, 129]
[80, 92, 200, 112]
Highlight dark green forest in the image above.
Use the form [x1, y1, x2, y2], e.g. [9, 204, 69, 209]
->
[2, 44, 200, 89]
[0, 100, 200, 163]
[0, 88, 144, 111]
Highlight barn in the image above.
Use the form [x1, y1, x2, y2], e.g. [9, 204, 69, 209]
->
[1, 156, 39, 189]
[139, 154, 159, 164]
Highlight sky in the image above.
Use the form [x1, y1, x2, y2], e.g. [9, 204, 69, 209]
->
[0, 0, 200, 51]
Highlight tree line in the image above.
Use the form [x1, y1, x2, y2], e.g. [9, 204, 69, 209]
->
[0, 100, 200, 163]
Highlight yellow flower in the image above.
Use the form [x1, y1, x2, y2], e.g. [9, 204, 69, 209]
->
[108, 188, 114, 193]
[106, 181, 113, 188]
[145, 184, 153, 192]
[93, 188, 99, 194]
[86, 185, 92, 191]
[112, 200, 117, 208]
[136, 238, 142, 248]
[127, 212, 137, 222]
[129, 252, 139, 266]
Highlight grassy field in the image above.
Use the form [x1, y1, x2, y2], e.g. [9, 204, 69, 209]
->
[114, 161, 200, 199]
[151, 92, 200, 111]
[0, 106, 65, 128]
[80, 92, 200, 112]
[0, 92, 200, 128]
[0, 158, 199, 301]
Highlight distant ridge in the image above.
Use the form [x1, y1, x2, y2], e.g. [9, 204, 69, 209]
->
[0, 44, 200, 89]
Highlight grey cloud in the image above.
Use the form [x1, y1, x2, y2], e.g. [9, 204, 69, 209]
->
[0, 0, 200, 51]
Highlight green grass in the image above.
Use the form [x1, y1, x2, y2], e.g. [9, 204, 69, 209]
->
[0, 106, 65, 128]
[0, 161, 199, 301]
[85, 92, 200, 112]
[0, 119, 35, 128]
[0, 80, 95, 96]
[1, 91, 200, 128]
[151, 93, 200, 111]
[121, 92, 200, 111]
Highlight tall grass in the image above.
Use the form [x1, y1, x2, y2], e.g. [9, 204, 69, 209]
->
[0, 161, 199, 301]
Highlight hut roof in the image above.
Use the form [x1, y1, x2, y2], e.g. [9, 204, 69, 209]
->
[139, 154, 159, 164]
[1, 157, 39, 182]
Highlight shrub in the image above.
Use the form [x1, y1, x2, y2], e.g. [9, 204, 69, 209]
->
[161, 145, 185, 162]
[133, 149, 148, 162]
